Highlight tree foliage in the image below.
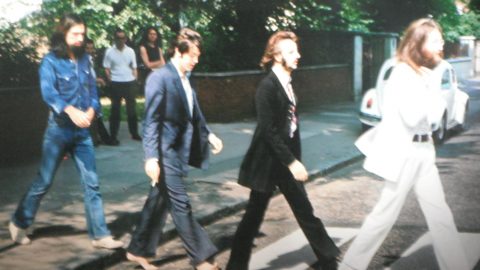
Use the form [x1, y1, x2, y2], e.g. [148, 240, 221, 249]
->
[23, 0, 162, 48]
[1, 0, 479, 87]
[0, 21, 40, 87]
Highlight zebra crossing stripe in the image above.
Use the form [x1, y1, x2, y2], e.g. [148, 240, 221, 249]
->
[249, 227, 359, 270]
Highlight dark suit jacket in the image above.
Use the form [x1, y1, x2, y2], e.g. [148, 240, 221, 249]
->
[238, 71, 301, 192]
[143, 62, 211, 176]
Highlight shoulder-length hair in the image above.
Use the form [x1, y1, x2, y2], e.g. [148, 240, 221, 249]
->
[140, 26, 162, 48]
[50, 13, 86, 59]
[166, 28, 202, 58]
[396, 18, 442, 71]
[260, 31, 298, 70]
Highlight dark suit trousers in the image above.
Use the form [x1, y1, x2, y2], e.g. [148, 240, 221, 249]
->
[109, 81, 139, 138]
[226, 176, 339, 270]
[127, 174, 218, 265]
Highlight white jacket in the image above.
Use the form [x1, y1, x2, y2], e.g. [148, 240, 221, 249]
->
[355, 62, 445, 182]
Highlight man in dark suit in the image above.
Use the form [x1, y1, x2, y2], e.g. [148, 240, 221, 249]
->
[126, 28, 223, 270]
[226, 31, 339, 270]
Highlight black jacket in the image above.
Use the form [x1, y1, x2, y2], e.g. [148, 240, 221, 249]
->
[238, 71, 301, 192]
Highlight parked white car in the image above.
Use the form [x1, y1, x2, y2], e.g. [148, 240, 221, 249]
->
[358, 58, 469, 144]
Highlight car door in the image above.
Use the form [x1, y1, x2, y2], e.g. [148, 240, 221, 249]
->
[375, 59, 396, 116]
[440, 67, 454, 123]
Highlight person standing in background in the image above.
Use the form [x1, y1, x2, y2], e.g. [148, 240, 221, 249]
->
[85, 38, 115, 146]
[103, 28, 141, 144]
[138, 26, 165, 87]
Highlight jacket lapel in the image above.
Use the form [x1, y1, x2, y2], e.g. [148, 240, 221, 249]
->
[167, 63, 192, 119]
[270, 71, 293, 105]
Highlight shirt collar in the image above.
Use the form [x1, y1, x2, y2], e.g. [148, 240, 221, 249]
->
[272, 65, 291, 89]
[171, 59, 190, 79]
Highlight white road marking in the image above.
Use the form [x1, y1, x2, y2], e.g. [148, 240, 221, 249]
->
[389, 232, 480, 270]
[249, 227, 359, 270]
[249, 227, 479, 270]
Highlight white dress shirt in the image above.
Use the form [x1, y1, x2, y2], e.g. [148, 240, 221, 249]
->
[172, 61, 194, 116]
[272, 65, 296, 105]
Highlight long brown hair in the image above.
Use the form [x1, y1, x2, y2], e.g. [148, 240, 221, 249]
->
[260, 31, 298, 70]
[51, 13, 86, 59]
[396, 18, 443, 71]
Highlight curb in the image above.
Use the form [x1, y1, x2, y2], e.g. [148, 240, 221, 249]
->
[71, 153, 364, 270]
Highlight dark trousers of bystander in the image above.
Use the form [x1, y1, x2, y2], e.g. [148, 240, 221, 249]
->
[109, 81, 140, 141]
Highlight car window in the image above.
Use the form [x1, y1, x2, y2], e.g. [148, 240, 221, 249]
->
[441, 70, 451, 90]
[383, 67, 393, 81]
[451, 69, 457, 84]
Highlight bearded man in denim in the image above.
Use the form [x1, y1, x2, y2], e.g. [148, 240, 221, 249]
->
[8, 13, 123, 249]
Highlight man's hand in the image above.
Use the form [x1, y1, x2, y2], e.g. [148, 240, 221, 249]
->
[133, 68, 138, 80]
[145, 159, 160, 187]
[96, 77, 106, 87]
[104, 68, 112, 82]
[288, 159, 308, 182]
[85, 107, 95, 122]
[64, 105, 91, 128]
[208, 133, 223, 154]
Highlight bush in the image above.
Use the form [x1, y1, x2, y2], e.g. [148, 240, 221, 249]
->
[0, 23, 40, 88]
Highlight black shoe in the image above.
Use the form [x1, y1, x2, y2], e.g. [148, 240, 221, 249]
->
[99, 136, 112, 145]
[319, 259, 338, 270]
[131, 134, 142, 141]
[105, 138, 120, 146]
[93, 140, 100, 147]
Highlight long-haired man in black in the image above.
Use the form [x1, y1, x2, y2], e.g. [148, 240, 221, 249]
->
[226, 31, 339, 270]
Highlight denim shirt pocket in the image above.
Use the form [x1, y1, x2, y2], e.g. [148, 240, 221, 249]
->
[57, 71, 78, 95]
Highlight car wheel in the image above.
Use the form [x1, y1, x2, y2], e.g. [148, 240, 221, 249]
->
[433, 113, 447, 145]
[361, 123, 372, 133]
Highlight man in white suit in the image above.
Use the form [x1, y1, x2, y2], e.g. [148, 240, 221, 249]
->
[339, 18, 469, 270]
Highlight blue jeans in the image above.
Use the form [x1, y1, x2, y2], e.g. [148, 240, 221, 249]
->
[12, 121, 111, 239]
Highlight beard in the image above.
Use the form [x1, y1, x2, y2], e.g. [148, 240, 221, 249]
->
[421, 51, 443, 70]
[281, 57, 296, 71]
[70, 44, 85, 58]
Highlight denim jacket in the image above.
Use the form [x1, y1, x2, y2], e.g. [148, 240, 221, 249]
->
[39, 52, 100, 126]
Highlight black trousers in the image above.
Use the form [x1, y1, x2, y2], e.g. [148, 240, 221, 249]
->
[109, 81, 138, 139]
[90, 116, 111, 144]
[226, 177, 339, 270]
[127, 174, 218, 265]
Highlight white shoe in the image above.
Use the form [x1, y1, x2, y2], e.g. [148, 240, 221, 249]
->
[9, 221, 31, 245]
[91, 236, 123, 249]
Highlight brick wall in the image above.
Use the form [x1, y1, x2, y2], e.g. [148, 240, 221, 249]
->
[0, 87, 48, 166]
[194, 64, 352, 122]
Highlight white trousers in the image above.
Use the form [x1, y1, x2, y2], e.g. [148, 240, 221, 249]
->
[340, 143, 469, 270]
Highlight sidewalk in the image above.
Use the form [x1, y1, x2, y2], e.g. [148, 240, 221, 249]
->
[0, 101, 363, 270]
